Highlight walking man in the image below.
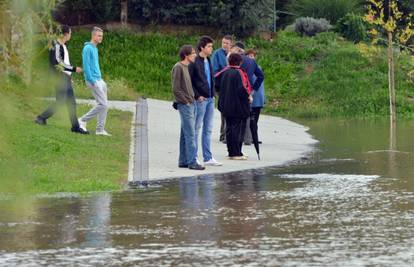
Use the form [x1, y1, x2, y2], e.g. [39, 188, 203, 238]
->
[35, 25, 89, 135]
[212, 35, 233, 143]
[78, 27, 111, 136]
[189, 36, 222, 166]
[172, 45, 205, 170]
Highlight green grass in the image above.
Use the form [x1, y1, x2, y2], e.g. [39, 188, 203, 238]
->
[65, 29, 414, 118]
[0, 88, 132, 194]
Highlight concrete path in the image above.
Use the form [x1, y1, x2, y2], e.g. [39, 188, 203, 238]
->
[77, 98, 318, 181]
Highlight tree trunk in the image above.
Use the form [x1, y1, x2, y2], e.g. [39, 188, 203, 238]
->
[121, 0, 128, 26]
[387, 31, 396, 123]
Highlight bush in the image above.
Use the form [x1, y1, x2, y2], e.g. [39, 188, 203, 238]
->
[294, 17, 332, 37]
[335, 13, 368, 43]
[288, 0, 363, 24]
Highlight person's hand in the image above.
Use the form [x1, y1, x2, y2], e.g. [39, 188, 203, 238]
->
[198, 96, 206, 102]
[76, 67, 82, 73]
[248, 95, 253, 103]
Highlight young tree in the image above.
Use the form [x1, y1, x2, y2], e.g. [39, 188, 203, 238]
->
[365, 0, 414, 123]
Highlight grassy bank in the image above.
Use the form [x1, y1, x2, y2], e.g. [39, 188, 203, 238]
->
[0, 85, 132, 194]
[67, 29, 414, 118]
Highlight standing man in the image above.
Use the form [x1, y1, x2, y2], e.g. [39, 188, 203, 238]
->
[172, 45, 205, 170]
[189, 36, 222, 166]
[212, 35, 233, 143]
[35, 25, 89, 135]
[78, 27, 111, 136]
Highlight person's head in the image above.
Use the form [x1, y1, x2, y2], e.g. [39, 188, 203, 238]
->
[228, 53, 243, 66]
[197, 35, 214, 57]
[59, 25, 71, 42]
[179, 45, 196, 63]
[229, 45, 242, 55]
[221, 35, 233, 52]
[246, 49, 257, 60]
[234, 41, 245, 50]
[91, 26, 104, 45]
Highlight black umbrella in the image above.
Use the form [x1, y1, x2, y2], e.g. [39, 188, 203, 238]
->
[249, 114, 260, 160]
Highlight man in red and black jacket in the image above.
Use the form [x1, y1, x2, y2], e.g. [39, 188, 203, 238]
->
[35, 25, 89, 134]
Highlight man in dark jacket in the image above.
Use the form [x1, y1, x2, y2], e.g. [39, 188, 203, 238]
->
[189, 36, 222, 166]
[35, 25, 88, 134]
[218, 53, 251, 160]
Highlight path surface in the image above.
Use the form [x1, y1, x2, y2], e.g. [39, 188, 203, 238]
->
[77, 98, 318, 181]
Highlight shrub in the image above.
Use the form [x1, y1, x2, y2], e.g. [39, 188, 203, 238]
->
[288, 0, 363, 24]
[335, 13, 368, 43]
[294, 17, 332, 37]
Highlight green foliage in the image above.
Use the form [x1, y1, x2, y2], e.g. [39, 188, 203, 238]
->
[294, 17, 332, 37]
[335, 13, 368, 43]
[288, 0, 363, 24]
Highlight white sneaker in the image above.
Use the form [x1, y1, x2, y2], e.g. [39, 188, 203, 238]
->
[204, 158, 223, 166]
[196, 157, 203, 166]
[96, 130, 112, 136]
[78, 119, 87, 131]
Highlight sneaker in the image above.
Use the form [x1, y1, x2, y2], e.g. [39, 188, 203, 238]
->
[96, 130, 112, 136]
[78, 119, 87, 132]
[196, 157, 203, 166]
[71, 127, 90, 135]
[34, 117, 47, 125]
[188, 164, 205, 170]
[204, 158, 223, 166]
[229, 156, 247, 160]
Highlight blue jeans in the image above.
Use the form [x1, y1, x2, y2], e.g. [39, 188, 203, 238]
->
[178, 103, 197, 166]
[195, 97, 214, 162]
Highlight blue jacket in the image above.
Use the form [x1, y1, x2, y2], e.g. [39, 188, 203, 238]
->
[240, 55, 264, 92]
[82, 42, 102, 84]
[212, 48, 228, 75]
[251, 66, 266, 108]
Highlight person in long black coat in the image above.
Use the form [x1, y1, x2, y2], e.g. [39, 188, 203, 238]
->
[217, 53, 252, 160]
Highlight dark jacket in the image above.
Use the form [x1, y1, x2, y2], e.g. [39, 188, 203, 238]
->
[240, 55, 264, 92]
[218, 68, 250, 119]
[189, 55, 215, 99]
[49, 40, 77, 74]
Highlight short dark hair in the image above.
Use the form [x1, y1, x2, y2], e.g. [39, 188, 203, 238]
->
[179, 45, 194, 60]
[228, 53, 243, 66]
[223, 35, 233, 41]
[197, 35, 214, 52]
[234, 41, 245, 50]
[246, 49, 257, 56]
[59, 25, 71, 35]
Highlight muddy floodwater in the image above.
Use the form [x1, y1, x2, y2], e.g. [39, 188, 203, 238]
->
[1, 118, 414, 266]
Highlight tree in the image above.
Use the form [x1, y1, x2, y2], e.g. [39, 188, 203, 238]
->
[365, 0, 414, 124]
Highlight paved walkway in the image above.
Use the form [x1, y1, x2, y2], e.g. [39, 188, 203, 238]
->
[76, 98, 318, 181]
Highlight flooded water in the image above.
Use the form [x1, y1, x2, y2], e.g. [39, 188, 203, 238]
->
[2, 118, 414, 266]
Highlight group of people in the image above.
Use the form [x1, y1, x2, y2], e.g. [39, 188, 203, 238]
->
[172, 35, 265, 171]
[35, 25, 111, 136]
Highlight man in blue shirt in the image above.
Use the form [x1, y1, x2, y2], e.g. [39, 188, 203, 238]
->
[189, 36, 222, 166]
[212, 35, 233, 143]
[78, 27, 111, 136]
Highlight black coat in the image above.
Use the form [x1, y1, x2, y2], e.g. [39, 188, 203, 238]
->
[189, 56, 215, 99]
[218, 68, 250, 119]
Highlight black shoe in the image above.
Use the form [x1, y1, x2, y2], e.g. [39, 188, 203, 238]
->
[71, 127, 90, 135]
[34, 117, 47, 125]
[244, 142, 252, 146]
[178, 164, 188, 168]
[188, 164, 205, 170]
[258, 141, 262, 144]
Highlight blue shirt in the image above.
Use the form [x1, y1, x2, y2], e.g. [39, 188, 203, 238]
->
[204, 58, 212, 94]
[212, 48, 228, 74]
[82, 42, 102, 85]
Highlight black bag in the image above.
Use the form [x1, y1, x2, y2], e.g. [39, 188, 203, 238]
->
[172, 102, 178, 110]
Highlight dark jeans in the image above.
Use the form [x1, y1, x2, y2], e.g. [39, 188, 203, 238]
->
[225, 117, 247, 157]
[219, 113, 226, 142]
[38, 74, 79, 130]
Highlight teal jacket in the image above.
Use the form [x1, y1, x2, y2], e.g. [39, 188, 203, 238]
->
[82, 42, 101, 84]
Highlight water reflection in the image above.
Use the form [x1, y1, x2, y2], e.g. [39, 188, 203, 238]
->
[2, 118, 414, 265]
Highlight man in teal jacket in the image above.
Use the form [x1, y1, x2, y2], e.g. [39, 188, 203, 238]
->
[78, 26, 111, 136]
